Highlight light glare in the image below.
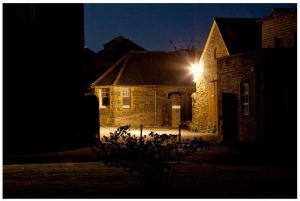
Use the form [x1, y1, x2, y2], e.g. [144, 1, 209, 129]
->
[191, 62, 203, 82]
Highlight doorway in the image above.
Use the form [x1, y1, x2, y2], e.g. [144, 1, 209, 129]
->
[222, 93, 238, 141]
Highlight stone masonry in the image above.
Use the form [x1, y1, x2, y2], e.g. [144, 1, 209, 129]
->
[192, 20, 229, 132]
[261, 9, 297, 48]
[217, 51, 262, 143]
[95, 86, 195, 128]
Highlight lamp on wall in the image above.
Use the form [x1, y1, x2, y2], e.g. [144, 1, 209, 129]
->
[191, 61, 203, 83]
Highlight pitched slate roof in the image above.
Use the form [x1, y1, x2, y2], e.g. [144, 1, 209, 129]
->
[92, 51, 200, 87]
[215, 18, 261, 55]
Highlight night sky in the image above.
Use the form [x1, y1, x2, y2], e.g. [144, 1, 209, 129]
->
[84, 3, 296, 52]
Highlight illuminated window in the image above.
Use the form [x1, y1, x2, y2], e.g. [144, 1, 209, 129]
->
[123, 87, 131, 108]
[100, 88, 110, 108]
[241, 83, 249, 115]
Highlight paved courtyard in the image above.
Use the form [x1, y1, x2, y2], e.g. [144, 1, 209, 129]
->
[99, 126, 218, 142]
[4, 128, 296, 198]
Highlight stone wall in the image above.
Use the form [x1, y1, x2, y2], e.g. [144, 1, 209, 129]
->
[217, 51, 262, 143]
[95, 86, 195, 128]
[94, 88, 115, 126]
[262, 10, 297, 48]
[192, 21, 229, 132]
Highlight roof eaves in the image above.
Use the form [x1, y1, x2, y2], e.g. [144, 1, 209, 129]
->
[216, 49, 260, 60]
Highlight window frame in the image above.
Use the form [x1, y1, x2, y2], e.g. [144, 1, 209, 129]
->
[240, 82, 250, 116]
[99, 88, 110, 108]
[122, 87, 131, 109]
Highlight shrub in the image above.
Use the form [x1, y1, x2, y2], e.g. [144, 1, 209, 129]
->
[91, 125, 210, 189]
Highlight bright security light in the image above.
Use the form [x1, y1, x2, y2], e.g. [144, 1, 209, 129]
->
[191, 62, 203, 83]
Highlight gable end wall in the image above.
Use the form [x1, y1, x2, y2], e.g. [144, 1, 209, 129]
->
[192, 21, 229, 132]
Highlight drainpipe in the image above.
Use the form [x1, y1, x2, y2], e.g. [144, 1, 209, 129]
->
[154, 88, 157, 126]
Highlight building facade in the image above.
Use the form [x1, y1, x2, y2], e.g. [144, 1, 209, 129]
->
[191, 19, 229, 132]
[261, 8, 297, 48]
[217, 51, 259, 143]
[192, 18, 261, 133]
[217, 48, 296, 144]
[92, 51, 199, 128]
[94, 86, 194, 127]
[193, 8, 296, 144]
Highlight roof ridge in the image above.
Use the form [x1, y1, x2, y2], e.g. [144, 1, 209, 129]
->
[113, 52, 132, 86]
[91, 52, 130, 87]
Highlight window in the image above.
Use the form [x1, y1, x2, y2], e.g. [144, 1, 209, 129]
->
[241, 83, 249, 115]
[99, 88, 110, 108]
[122, 87, 131, 108]
[214, 47, 218, 59]
[274, 34, 285, 48]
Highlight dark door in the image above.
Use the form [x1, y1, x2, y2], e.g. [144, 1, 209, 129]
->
[222, 93, 238, 141]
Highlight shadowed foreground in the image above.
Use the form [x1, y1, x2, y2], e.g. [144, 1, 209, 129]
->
[3, 144, 296, 198]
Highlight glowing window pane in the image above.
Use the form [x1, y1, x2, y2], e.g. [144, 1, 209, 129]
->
[123, 87, 130, 108]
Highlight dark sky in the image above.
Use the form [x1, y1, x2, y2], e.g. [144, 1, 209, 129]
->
[84, 3, 296, 52]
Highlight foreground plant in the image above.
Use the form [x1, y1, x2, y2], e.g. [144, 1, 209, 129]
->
[91, 125, 210, 189]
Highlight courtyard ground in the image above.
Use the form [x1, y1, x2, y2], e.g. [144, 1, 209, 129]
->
[98, 126, 218, 141]
[3, 128, 297, 198]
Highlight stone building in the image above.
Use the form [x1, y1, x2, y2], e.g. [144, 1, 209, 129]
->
[217, 48, 296, 144]
[193, 8, 296, 145]
[92, 51, 199, 128]
[260, 8, 297, 48]
[192, 18, 261, 132]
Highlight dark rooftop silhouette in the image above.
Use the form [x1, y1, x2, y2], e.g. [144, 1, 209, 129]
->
[272, 7, 297, 14]
[214, 18, 261, 54]
[257, 7, 297, 22]
[103, 35, 145, 51]
[84, 36, 146, 86]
